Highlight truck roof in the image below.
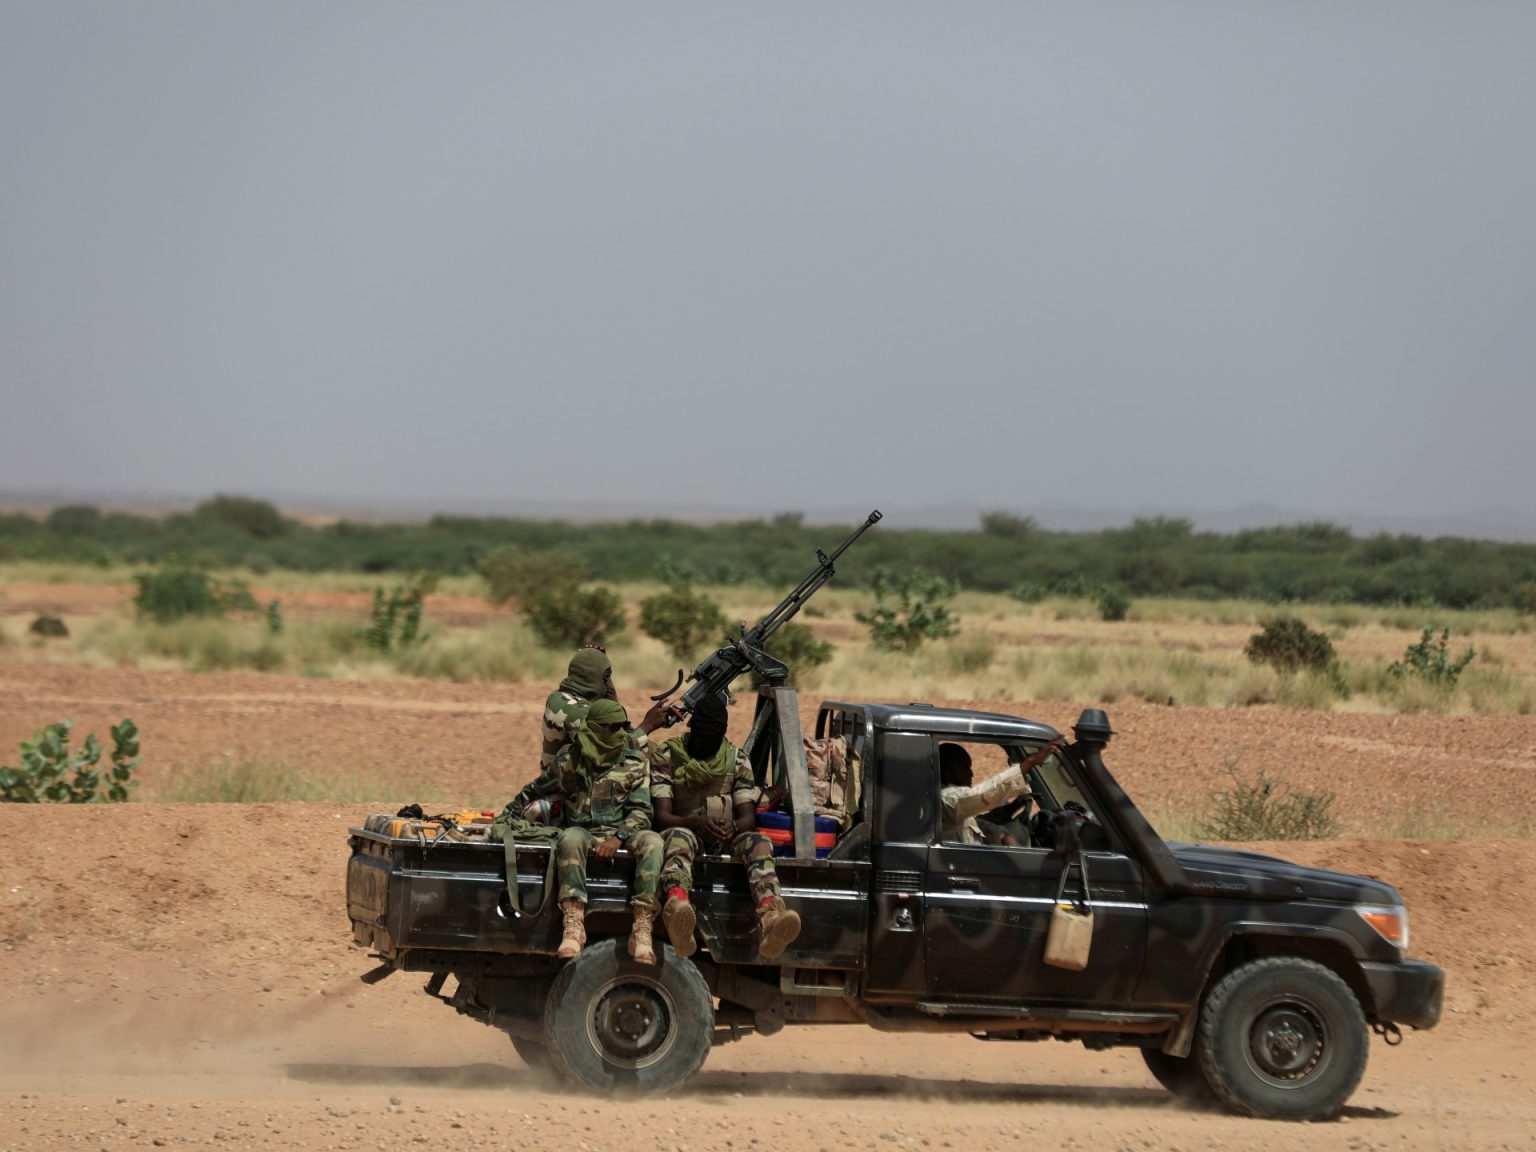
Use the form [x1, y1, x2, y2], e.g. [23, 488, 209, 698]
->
[821, 700, 1063, 743]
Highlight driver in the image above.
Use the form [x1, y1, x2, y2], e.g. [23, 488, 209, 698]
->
[939, 740, 1064, 845]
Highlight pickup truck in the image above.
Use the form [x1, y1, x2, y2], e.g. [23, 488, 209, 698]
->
[346, 687, 1442, 1120]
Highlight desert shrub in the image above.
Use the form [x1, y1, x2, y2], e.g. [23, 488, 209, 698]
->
[639, 584, 727, 661]
[980, 511, 1037, 538]
[365, 574, 437, 652]
[480, 547, 587, 606]
[1388, 626, 1475, 688]
[1243, 616, 1337, 674]
[1197, 763, 1338, 841]
[265, 600, 283, 635]
[29, 615, 69, 638]
[1515, 581, 1536, 616]
[856, 567, 960, 651]
[133, 567, 257, 623]
[1007, 580, 1047, 604]
[1, 719, 140, 804]
[524, 583, 627, 649]
[192, 494, 287, 538]
[1096, 585, 1131, 622]
[750, 621, 835, 687]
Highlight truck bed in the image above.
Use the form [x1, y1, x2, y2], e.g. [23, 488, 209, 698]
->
[347, 826, 871, 971]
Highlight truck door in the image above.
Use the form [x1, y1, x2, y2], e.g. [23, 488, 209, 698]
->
[924, 840, 1147, 1004]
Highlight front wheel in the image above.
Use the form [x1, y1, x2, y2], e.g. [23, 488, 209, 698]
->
[1196, 957, 1368, 1121]
[544, 938, 713, 1095]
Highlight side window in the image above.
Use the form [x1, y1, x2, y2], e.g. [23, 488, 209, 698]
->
[935, 741, 1033, 848]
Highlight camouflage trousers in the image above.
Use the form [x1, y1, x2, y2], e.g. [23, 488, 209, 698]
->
[660, 827, 781, 907]
[555, 826, 664, 911]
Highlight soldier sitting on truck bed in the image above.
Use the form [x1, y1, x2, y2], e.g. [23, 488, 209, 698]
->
[552, 698, 666, 965]
[651, 692, 802, 961]
[939, 740, 1062, 846]
[509, 646, 667, 823]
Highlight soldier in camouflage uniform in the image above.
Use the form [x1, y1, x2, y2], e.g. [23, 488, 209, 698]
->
[651, 692, 801, 960]
[510, 646, 663, 822]
[553, 698, 666, 965]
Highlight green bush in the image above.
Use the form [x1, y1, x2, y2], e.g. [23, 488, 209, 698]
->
[1096, 585, 1131, 622]
[751, 621, 835, 687]
[1388, 626, 1475, 688]
[1244, 616, 1338, 674]
[192, 494, 287, 539]
[365, 574, 437, 652]
[639, 584, 726, 661]
[133, 567, 257, 623]
[479, 547, 587, 606]
[265, 600, 283, 635]
[856, 567, 960, 651]
[1515, 581, 1536, 616]
[29, 615, 69, 638]
[1197, 763, 1338, 841]
[1, 719, 140, 803]
[524, 583, 627, 649]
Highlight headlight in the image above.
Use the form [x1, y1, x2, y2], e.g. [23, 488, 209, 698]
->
[1356, 903, 1409, 951]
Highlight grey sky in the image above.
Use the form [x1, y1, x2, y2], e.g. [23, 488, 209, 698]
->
[2, 3, 1533, 525]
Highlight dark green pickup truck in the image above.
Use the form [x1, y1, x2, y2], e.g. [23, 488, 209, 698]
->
[346, 687, 1442, 1119]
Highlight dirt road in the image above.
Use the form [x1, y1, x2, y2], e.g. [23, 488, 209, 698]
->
[2, 664, 1534, 1150]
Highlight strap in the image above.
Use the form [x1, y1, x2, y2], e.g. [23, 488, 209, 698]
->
[1053, 849, 1092, 909]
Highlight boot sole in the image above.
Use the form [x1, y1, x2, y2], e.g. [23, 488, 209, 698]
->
[758, 909, 802, 960]
[663, 900, 697, 959]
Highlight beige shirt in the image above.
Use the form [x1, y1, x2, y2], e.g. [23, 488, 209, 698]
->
[940, 762, 1032, 844]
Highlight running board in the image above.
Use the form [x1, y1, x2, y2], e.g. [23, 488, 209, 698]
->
[916, 1002, 1178, 1031]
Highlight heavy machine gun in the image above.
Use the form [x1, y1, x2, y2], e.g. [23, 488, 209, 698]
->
[653, 510, 881, 723]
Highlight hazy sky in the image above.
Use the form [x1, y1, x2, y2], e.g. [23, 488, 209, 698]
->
[2, 3, 1533, 523]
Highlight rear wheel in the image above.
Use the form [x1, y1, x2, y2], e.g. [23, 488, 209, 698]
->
[544, 938, 713, 1095]
[1141, 1047, 1215, 1103]
[1196, 957, 1368, 1121]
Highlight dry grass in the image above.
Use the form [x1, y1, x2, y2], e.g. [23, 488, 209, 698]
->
[5, 564, 1536, 717]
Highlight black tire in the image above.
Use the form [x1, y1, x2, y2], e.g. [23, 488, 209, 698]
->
[543, 938, 713, 1096]
[1141, 1047, 1216, 1104]
[510, 1035, 553, 1073]
[1196, 957, 1368, 1121]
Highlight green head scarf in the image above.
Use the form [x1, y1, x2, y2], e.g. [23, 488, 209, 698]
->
[575, 697, 629, 767]
[559, 648, 611, 699]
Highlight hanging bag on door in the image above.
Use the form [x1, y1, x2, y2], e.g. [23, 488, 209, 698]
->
[1044, 849, 1094, 971]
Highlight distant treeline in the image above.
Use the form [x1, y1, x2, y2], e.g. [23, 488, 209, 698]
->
[3, 498, 1535, 610]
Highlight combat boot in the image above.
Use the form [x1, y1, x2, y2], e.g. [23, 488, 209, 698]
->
[756, 896, 801, 961]
[629, 905, 658, 966]
[557, 898, 586, 960]
[661, 887, 696, 959]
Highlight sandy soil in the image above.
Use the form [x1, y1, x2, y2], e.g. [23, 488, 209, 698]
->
[2, 662, 1534, 1151]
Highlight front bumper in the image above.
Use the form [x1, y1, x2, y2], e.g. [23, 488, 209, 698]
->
[1360, 960, 1444, 1030]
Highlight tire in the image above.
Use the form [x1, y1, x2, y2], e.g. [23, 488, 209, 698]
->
[1196, 957, 1368, 1121]
[510, 1035, 553, 1073]
[1141, 1047, 1215, 1104]
[543, 938, 713, 1096]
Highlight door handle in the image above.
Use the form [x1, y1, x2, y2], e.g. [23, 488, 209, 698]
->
[949, 876, 980, 889]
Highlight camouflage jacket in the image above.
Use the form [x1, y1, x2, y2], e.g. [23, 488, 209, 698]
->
[648, 738, 756, 819]
[553, 740, 653, 838]
[519, 688, 647, 811]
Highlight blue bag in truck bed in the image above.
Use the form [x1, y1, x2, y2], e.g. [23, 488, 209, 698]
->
[754, 809, 838, 858]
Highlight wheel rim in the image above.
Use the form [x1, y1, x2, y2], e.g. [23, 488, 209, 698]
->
[1245, 995, 1328, 1087]
[585, 976, 678, 1070]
